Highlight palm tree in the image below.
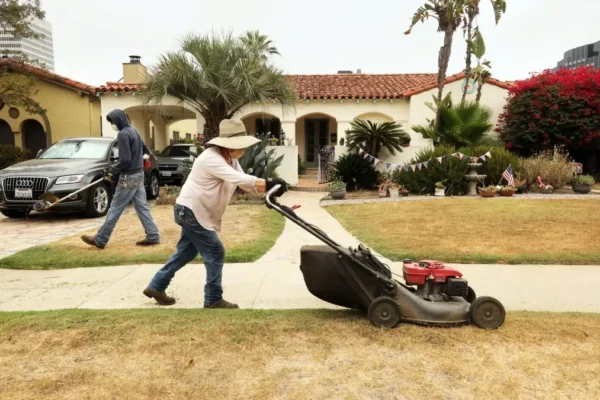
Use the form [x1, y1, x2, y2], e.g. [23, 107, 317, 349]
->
[140, 31, 296, 142]
[345, 119, 411, 156]
[461, 0, 506, 102]
[405, 0, 465, 129]
[240, 30, 280, 62]
[412, 99, 493, 147]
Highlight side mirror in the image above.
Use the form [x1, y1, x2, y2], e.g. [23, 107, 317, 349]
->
[36, 149, 43, 158]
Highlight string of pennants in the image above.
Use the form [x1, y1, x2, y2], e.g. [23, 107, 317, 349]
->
[357, 147, 493, 173]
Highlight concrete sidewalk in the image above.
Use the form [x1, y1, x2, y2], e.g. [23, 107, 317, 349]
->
[1, 192, 600, 312]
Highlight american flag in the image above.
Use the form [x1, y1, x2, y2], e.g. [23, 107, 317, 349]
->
[502, 165, 515, 186]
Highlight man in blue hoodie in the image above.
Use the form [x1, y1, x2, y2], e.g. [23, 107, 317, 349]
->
[81, 109, 160, 249]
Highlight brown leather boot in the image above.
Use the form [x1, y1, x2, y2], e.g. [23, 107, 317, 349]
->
[143, 288, 176, 306]
[81, 235, 104, 249]
[204, 299, 239, 309]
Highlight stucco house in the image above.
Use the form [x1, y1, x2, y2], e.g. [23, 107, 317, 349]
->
[95, 56, 512, 188]
[0, 58, 101, 158]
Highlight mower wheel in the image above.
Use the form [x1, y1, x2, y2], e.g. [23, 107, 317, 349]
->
[465, 286, 476, 303]
[469, 296, 505, 330]
[368, 296, 401, 329]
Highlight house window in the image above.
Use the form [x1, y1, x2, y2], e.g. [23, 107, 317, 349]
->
[173, 131, 180, 142]
[255, 118, 281, 140]
[186, 133, 191, 140]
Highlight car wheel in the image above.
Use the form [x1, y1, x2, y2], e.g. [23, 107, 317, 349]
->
[1, 210, 27, 219]
[85, 182, 111, 218]
[147, 172, 160, 200]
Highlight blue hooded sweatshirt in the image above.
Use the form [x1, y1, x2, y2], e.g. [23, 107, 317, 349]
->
[107, 109, 148, 175]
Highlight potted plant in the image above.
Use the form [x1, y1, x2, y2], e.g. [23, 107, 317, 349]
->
[378, 182, 389, 198]
[388, 182, 400, 198]
[514, 179, 527, 194]
[298, 156, 307, 175]
[571, 174, 595, 194]
[328, 180, 347, 200]
[479, 186, 497, 198]
[498, 186, 516, 197]
[400, 187, 409, 197]
[435, 182, 445, 197]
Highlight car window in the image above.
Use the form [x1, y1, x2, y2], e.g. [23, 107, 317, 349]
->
[169, 146, 192, 157]
[39, 140, 112, 159]
[160, 146, 172, 157]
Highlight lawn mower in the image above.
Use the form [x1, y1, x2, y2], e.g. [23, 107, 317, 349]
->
[265, 185, 505, 329]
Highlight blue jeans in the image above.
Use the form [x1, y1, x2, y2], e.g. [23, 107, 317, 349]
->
[95, 172, 160, 247]
[148, 204, 226, 306]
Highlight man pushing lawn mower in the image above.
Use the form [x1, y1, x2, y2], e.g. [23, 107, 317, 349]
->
[143, 120, 287, 309]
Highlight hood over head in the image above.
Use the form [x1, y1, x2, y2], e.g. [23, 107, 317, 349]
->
[107, 109, 130, 131]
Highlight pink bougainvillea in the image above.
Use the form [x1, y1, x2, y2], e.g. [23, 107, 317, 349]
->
[497, 66, 600, 156]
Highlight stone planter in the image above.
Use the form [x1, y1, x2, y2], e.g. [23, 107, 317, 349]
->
[401, 191, 409, 197]
[435, 188, 445, 197]
[390, 190, 399, 198]
[330, 190, 346, 200]
[572, 183, 592, 194]
[479, 191, 496, 198]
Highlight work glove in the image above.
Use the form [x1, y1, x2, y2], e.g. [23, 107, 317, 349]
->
[103, 167, 114, 183]
[266, 178, 287, 197]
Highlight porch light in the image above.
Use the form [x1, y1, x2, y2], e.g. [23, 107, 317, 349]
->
[373, 100, 377, 104]
[114, 93, 121, 97]
[322, 100, 326, 104]
[356, 99, 360, 103]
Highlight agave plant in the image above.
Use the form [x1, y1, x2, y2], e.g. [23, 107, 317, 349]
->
[238, 135, 284, 179]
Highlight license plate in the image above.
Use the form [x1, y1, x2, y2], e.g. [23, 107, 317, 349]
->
[161, 171, 172, 177]
[15, 188, 33, 199]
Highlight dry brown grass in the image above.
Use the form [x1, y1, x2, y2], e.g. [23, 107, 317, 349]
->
[0, 205, 285, 269]
[326, 198, 600, 264]
[0, 309, 598, 400]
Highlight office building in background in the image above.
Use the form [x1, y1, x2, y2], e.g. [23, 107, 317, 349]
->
[0, 19, 54, 71]
[555, 41, 600, 71]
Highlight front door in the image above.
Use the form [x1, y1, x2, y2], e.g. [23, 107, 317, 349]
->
[305, 119, 328, 166]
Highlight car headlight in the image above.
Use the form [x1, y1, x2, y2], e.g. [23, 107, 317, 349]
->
[55, 175, 85, 184]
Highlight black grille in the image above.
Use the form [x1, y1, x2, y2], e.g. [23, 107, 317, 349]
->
[159, 164, 179, 171]
[1, 177, 49, 201]
[446, 278, 468, 297]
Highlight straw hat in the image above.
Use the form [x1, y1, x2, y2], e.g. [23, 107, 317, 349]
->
[206, 119, 260, 149]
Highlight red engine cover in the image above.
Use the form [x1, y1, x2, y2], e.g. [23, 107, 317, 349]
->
[402, 260, 463, 285]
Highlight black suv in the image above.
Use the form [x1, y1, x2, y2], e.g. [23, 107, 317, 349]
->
[0, 137, 160, 218]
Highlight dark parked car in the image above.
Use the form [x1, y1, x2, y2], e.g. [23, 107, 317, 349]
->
[157, 143, 198, 185]
[0, 137, 160, 219]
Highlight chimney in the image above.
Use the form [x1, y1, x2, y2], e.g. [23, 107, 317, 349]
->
[122, 55, 147, 84]
[337, 70, 353, 74]
[357, 68, 362, 74]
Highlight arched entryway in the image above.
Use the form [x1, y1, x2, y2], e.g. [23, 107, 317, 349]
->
[295, 113, 338, 166]
[0, 119, 14, 146]
[241, 113, 282, 144]
[21, 119, 47, 157]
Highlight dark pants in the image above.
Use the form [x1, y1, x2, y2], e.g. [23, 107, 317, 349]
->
[148, 204, 225, 306]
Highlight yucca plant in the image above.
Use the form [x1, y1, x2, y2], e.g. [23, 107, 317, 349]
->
[238, 135, 284, 179]
[346, 119, 411, 156]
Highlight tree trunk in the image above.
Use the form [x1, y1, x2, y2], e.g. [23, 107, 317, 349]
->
[476, 77, 484, 103]
[461, 14, 475, 103]
[201, 117, 222, 144]
[435, 28, 455, 129]
[371, 139, 378, 157]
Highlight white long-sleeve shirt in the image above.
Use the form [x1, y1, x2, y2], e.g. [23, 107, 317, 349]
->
[176, 146, 257, 232]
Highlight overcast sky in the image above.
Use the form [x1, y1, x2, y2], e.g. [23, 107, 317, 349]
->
[42, 0, 599, 86]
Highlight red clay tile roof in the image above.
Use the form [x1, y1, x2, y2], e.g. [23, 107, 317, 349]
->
[96, 72, 513, 99]
[0, 58, 96, 94]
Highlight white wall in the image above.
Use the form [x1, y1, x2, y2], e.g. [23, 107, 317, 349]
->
[266, 145, 298, 185]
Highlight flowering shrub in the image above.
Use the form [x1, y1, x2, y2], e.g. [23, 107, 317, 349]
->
[497, 67, 600, 157]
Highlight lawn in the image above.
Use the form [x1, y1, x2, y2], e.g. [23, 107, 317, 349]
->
[0, 309, 598, 399]
[0, 205, 284, 269]
[325, 198, 600, 264]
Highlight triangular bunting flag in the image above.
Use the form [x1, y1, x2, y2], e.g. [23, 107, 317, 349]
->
[437, 156, 443, 163]
[423, 161, 429, 169]
[358, 148, 364, 155]
[485, 151, 492, 159]
[386, 163, 391, 170]
[410, 165, 416, 172]
[417, 163, 422, 171]
[480, 155, 487, 161]
[458, 153, 464, 160]
[368, 155, 374, 162]
[373, 157, 380, 165]
[403, 165, 409, 172]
